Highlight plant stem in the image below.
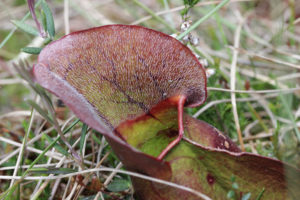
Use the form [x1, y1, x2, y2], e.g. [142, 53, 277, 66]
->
[132, 0, 176, 32]
[177, 0, 230, 40]
[0, 0, 43, 49]
[0, 119, 80, 200]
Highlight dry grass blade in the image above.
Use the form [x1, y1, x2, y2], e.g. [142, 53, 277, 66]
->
[230, 11, 245, 150]
[0, 168, 212, 200]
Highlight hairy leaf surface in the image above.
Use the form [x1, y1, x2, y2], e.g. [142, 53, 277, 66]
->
[33, 25, 207, 134]
[32, 25, 300, 200]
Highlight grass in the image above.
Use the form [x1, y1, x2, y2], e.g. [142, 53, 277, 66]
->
[0, 0, 299, 199]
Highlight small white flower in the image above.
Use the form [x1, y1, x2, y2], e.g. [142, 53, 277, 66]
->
[206, 68, 215, 78]
[199, 59, 208, 68]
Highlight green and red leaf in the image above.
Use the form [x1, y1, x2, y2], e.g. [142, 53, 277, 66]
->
[116, 99, 300, 199]
[33, 25, 207, 133]
[32, 25, 300, 200]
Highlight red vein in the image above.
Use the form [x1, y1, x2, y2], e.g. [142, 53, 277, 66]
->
[157, 95, 186, 160]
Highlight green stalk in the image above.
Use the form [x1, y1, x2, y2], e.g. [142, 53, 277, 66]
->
[132, 0, 176, 32]
[0, 0, 43, 49]
[0, 119, 80, 199]
[177, 0, 230, 40]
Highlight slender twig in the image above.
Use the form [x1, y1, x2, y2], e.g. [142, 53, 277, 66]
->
[193, 92, 288, 118]
[0, 116, 75, 166]
[0, 119, 81, 199]
[207, 87, 300, 94]
[66, 130, 95, 199]
[104, 162, 123, 186]
[162, 0, 174, 28]
[0, 78, 26, 85]
[0, 168, 212, 200]
[9, 97, 37, 187]
[230, 11, 245, 151]
[93, 192, 104, 200]
[231, 46, 300, 70]
[40, 94, 84, 169]
[132, 0, 176, 32]
[32, 122, 91, 200]
[177, 0, 230, 40]
[64, 0, 70, 35]
[243, 120, 259, 154]
[0, 137, 66, 160]
[0, 127, 53, 166]
[96, 136, 107, 178]
[131, 0, 253, 25]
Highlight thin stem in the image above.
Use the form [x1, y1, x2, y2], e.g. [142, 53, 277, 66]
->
[0, 119, 80, 199]
[0, 168, 212, 200]
[9, 101, 36, 187]
[40, 95, 84, 169]
[230, 11, 245, 151]
[132, 0, 176, 32]
[177, 0, 230, 40]
[207, 87, 300, 94]
[279, 91, 300, 141]
[0, 0, 43, 49]
[64, 0, 70, 35]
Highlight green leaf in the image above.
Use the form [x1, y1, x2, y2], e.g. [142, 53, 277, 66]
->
[106, 179, 131, 192]
[41, 0, 55, 38]
[227, 190, 235, 199]
[256, 188, 265, 200]
[0, 118, 80, 200]
[41, 9, 47, 33]
[181, 0, 200, 16]
[80, 123, 88, 154]
[63, 118, 80, 134]
[35, 84, 54, 109]
[43, 134, 68, 156]
[242, 192, 252, 200]
[43, 37, 52, 45]
[92, 133, 102, 145]
[11, 20, 39, 36]
[183, 0, 200, 7]
[116, 99, 300, 199]
[0, 0, 43, 49]
[21, 47, 42, 54]
[27, 99, 53, 124]
[230, 175, 236, 182]
[32, 25, 300, 200]
[232, 182, 239, 190]
[29, 167, 76, 174]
